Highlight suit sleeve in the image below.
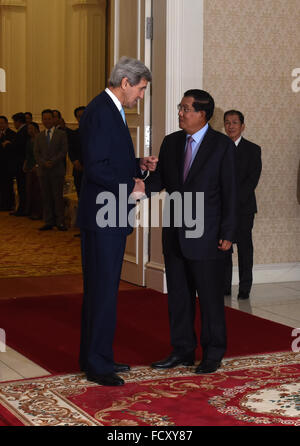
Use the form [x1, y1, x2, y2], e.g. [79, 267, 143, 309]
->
[50, 131, 68, 165]
[240, 145, 262, 205]
[33, 137, 44, 166]
[144, 138, 166, 196]
[220, 139, 237, 241]
[68, 129, 81, 163]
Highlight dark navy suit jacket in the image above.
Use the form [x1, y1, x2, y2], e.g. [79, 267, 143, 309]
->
[77, 90, 142, 234]
[145, 125, 237, 260]
[236, 137, 262, 215]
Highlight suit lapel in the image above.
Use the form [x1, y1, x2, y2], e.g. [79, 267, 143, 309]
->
[43, 130, 48, 146]
[176, 131, 188, 185]
[102, 91, 135, 157]
[103, 91, 131, 135]
[43, 128, 57, 147]
[184, 126, 217, 184]
[236, 137, 245, 165]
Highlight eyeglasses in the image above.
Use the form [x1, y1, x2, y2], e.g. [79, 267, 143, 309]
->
[177, 104, 195, 113]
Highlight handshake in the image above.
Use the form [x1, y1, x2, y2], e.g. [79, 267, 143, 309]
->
[131, 156, 158, 201]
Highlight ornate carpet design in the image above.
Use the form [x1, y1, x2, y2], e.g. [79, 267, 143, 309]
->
[0, 213, 81, 278]
[0, 351, 299, 426]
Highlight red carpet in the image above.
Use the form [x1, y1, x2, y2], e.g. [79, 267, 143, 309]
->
[0, 289, 293, 374]
[0, 352, 299, 426]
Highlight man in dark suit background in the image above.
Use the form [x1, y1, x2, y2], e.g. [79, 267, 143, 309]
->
[68, 106, 86, 198]
[10, 113, 29, 216]
[0, 116, 16, 210]
[34, 109, 68, 231]
[139, 90, 237, 374]
[223, 110, 262, 300]
[77, 57, 156, 386]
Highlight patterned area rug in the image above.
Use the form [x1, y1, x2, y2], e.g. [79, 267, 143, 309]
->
[0, 212, 81, 278]
[0, 352, 299, 426]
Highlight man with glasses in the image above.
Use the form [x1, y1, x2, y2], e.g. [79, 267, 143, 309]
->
[143, 89, 237, 374]
[223, 110, 262, 300]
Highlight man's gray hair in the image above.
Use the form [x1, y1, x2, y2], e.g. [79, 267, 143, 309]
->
[109, 56, 152, 87]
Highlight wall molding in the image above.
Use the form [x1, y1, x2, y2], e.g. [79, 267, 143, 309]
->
[146, 262, 300, 295]
[0, 68, 5, 92]
[0, 0, 26, 7]
[233, 262, 300, 285]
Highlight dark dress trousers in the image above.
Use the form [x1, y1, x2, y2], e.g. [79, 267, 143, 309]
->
[67, 128, 83, 198]
[77, 91, 143, 375]
[224, 137, 262, 295]
[0, 128, 16, 210]
[34, 129, 68, 226]
[10, 125, 29, 214]
[145, 126, 237, 362]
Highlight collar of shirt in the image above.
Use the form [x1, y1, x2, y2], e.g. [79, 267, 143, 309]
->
[17, 123, 26, 132]
[186, 123, 209, 163]
[234, 135, 242, 146]
[105, 87, 122, 112]
[45, 126, 55, 140]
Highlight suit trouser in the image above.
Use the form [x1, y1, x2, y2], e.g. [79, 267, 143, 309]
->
[79, 229, 127, 375]
[0, 173, 14, 210]
[15, 164, 26, 213]
[164, 241, 227, 362]
[73, 169, 83, 199]
[39, 172, 65, 226]
[224, 214, 254, 294]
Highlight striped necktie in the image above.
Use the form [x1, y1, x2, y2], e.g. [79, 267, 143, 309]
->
[183, 136, 194, 182]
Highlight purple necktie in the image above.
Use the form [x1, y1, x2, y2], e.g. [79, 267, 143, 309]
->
[183, 136, 193, 182]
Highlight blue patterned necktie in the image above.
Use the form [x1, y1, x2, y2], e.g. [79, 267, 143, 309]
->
[120, 107, 126, 125]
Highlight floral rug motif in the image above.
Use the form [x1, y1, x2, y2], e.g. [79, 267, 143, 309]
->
[0, 351, 300, 426]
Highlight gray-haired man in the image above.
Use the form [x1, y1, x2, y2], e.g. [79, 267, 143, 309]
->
[77, 57, 157, 386]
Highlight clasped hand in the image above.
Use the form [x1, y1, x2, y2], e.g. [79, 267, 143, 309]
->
[139, 156, 158, 172]
[131, 156, 158, 200]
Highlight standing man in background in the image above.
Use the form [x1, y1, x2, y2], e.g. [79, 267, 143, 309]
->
[223, 110, 262, 300]
[34, 109, 68, 231]
[10, 113, 29, 216]
[68, 106, 86, 199]
[77, 57, 156, 387]
[0, 116, 16, 211]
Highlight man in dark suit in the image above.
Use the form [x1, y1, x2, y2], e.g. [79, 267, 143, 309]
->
[77, 57, 156, 386]
[223, 110, 262, 300]
[68, 106, 86, 198]
[34, 109, 68, 231]
[0, 116, 16, 210]
[10, 113, 29, 216]
[140, 89, 237, 374]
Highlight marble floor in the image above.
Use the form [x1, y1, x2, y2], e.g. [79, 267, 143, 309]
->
[0, 281, 300, 383]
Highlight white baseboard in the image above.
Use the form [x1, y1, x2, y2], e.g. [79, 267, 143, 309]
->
[146, 262, 300, 293]
[232, 262, 300, 285]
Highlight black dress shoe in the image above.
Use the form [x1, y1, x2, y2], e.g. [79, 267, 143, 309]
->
[151, 353, 195, 369]
[57, 224, 67, 231]
[10, 211, 28, 217]
[238, 291, 250, 300]
[86, 372, 124, 386]
[114, 362, 130, 373]
[39, 224, 53, 231]
[195, 360, 221, 374]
